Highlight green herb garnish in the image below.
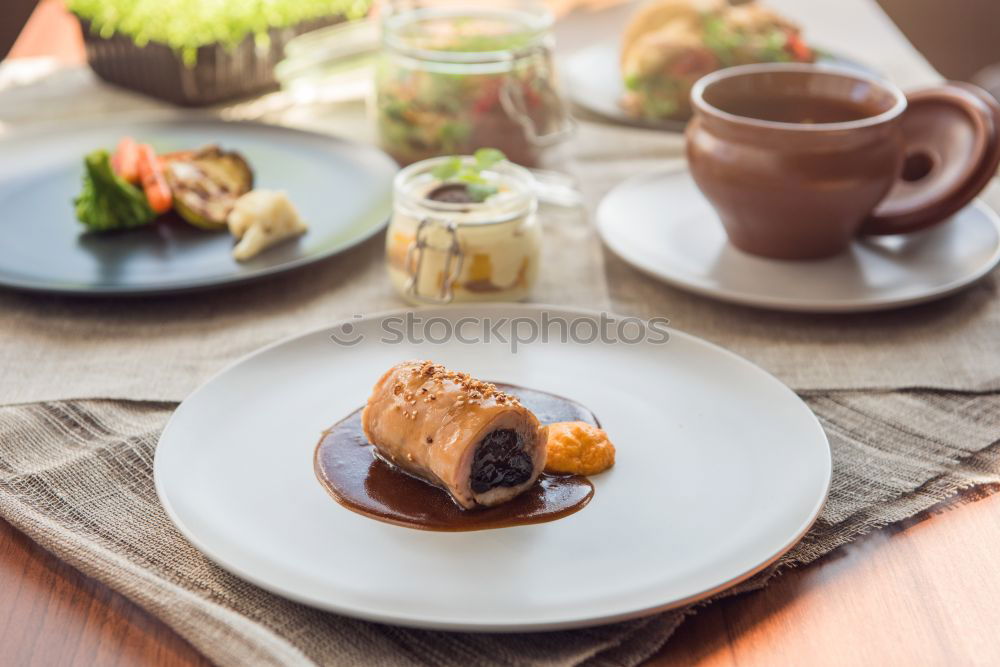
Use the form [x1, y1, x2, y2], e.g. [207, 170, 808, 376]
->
[473, 148, 506, 170]
[758, 29, 793, 62]
[430, 148, 507, 202]
[74, 150, 155, 231]
[702, 14, 742, 66]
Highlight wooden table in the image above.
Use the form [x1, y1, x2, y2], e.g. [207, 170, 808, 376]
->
[4, 3, 1000, 665]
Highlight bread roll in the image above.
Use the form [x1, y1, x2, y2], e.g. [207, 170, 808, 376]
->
[620, 0, 724, 66]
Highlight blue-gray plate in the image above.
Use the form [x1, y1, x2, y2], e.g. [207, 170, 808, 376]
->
[0, 115, 396, 295]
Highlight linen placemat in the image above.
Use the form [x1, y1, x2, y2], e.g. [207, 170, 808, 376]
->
[2, 389, 997, 666]
[3, 115, 999, 403]
[0, 199, 609, 404]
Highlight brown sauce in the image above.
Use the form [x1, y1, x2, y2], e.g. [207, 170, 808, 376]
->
[711, 94, 884, 124]
[314, 384, 597, 531]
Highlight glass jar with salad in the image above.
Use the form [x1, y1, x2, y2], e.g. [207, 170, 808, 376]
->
[387, 149, 540, 304]
[376, 0, 572, 167]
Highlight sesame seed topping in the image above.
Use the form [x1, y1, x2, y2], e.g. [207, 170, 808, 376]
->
[396, 361, 522, 408]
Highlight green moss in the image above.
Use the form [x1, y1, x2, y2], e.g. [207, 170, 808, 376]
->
[69, 0, 372, 65]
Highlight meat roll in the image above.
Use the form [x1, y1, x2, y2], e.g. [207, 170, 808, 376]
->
[361, 360, 548, 509]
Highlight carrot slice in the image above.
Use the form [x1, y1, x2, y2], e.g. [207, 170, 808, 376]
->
[111, 136, 141, 184]
[786, 32, 813, 62]
[136, 144, 173, 214]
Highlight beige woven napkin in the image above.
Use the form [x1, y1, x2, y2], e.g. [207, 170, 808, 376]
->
[2, 390, 997, 666]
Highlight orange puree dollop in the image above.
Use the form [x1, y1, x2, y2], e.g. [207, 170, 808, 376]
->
[544, 421, 616, 475]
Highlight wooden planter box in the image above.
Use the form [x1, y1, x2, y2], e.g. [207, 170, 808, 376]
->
[77, 16, 341, 106]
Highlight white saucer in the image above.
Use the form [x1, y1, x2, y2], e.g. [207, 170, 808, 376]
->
[155, 305, 830, 631]
[596, 169, 1000, 312]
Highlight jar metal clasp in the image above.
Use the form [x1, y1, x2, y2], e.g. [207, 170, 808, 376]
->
[498, 48, 576, 149]
[405, 217, 464, 304]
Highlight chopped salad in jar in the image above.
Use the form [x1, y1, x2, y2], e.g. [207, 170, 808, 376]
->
[377, 5, 569, 167]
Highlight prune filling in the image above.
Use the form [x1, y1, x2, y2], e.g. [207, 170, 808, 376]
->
[427, 183, 475, 204]
[470, 428, 533, 494]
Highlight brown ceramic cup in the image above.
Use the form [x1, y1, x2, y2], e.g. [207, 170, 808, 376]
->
[685, 64, 1000, 260]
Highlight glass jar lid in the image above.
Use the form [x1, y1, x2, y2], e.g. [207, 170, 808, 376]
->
[382, 2, 553, 67]
[394, 156, 537, 226]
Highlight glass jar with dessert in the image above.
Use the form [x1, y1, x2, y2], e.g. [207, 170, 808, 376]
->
[376, 0, 572, 167]
[387, 150, 540, 304]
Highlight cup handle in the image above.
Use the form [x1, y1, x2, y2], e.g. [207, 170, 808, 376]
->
[860, 83, 1000, 236]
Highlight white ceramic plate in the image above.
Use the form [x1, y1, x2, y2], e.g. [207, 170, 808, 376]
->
[155, 305, 830, 631]
[597, 168, 1000, 313]
[562, 41, 872, 131]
